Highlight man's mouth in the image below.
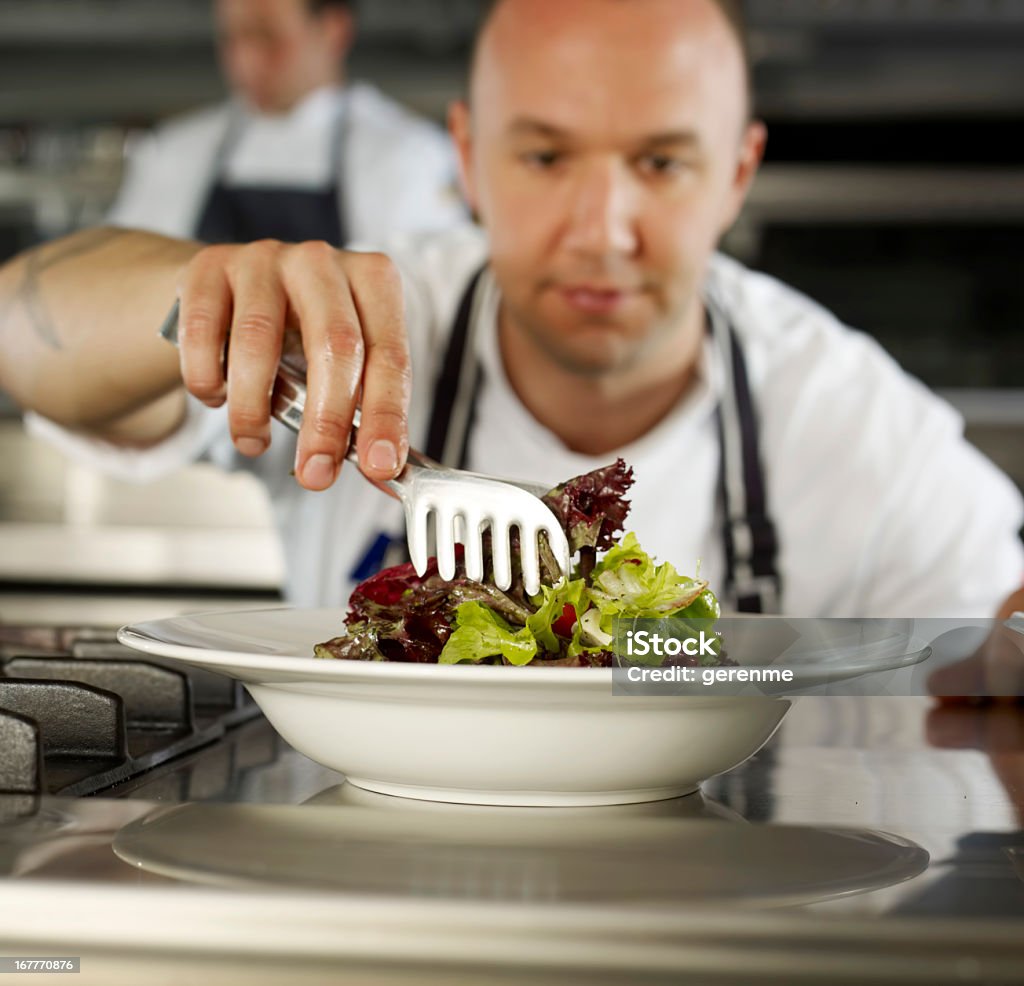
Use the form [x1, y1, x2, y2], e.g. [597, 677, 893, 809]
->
[558, 285, 635, 316]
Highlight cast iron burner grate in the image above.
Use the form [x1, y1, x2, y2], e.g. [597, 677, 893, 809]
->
[0, 625, 259, 798]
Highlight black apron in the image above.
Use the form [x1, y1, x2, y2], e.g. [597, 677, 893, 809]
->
[195, 95, 348, 245]
[352, 267, 783, 614]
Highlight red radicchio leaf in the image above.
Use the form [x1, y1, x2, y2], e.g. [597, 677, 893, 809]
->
[541, 458, 634, 554]
[347, 558, 439, 617]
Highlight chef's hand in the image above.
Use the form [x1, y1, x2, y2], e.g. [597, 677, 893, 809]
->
[926, 704, 1024, 826]
[925, 594, 1024, 825]
[176, 239, 410, 491]
[926, 624, 1024, 704]
[927, 592, 1024, 704]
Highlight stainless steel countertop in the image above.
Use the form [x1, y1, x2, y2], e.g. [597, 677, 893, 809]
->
[2, 695, 1023, 982]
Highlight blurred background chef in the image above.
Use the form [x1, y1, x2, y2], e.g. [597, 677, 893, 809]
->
[108, 0, 466, 245]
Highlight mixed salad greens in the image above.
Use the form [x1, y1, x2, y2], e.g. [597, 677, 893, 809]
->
[314, 459, 722, 667]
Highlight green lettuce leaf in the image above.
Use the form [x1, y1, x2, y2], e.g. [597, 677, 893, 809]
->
[587, 532, 713, 634]
[567, 615, 613, 662]
[526, 579, 587, 653]
[438, 601, 537, 666]
[678, 588, 720, 621]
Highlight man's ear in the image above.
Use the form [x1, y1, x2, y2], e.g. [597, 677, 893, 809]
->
[447, 100, 478, 214]
[720, 120, 767, 233]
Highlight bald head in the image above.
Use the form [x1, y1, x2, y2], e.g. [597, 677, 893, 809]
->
[470, 0, 753, 121]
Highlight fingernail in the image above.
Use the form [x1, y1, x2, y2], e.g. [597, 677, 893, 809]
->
[367, 439, 398, 474]
[236, 436, 268, 457]
[303, 453, 337, 489]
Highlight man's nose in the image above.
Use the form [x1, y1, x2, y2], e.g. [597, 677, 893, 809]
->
[561, 160, 639, 258]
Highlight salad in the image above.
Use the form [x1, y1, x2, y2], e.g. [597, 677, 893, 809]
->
[314, 459, 722, 667]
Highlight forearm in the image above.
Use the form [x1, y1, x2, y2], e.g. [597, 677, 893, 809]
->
[0, 227, 199, 431]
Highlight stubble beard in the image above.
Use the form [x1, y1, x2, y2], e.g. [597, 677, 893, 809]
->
[502, 293, 697, 382]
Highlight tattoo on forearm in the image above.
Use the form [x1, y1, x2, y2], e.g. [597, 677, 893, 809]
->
[2, 228, 123, 350]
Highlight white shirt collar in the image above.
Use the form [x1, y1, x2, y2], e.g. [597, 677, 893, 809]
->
[236, 83, 346, 127]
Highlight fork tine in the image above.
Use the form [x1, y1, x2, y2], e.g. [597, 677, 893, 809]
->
[490, 525, 513, 591]
[395, 461, 572, 592]
[408, 499, 432, 577]
[519, 527, 542, 597]
[435, 506, 458, 582]
[462, 513, 486, 583]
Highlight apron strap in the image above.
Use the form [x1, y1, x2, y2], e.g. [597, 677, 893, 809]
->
[208, 104, 246, 179]
[707, 296, 782, 613]
[424, 265, 488, 466]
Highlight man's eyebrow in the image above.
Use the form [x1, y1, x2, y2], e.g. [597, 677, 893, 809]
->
[505, 118, 702, 150]
[506, 118, 572, 139]
[636, 130, 702, 150]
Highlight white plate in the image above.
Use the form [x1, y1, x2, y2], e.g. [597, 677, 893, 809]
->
[116, 607, 917, 807]
[705, 617, 932, 691]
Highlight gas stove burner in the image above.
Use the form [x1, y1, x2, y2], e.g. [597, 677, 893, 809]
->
[0, 624, 260, 800]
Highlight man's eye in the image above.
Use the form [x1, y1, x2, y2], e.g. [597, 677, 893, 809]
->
[521, 150, 562, 169]
[636, 154, 687, 177]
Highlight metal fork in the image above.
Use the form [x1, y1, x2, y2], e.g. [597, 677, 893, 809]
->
[159, 303, 571, 595]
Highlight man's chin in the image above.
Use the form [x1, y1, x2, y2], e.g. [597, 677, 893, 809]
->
[240, 91, 290, 115]
[539, 332, 647, 378]
[505, 295, 659, 377]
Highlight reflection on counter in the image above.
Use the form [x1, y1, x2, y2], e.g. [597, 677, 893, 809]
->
[107, 790, 928, 909]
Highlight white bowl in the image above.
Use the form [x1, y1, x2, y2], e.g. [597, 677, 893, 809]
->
[119, 606, 791, 806]
[246, 681, 790, 807]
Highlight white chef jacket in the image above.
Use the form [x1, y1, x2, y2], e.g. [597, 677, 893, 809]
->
[27, 226, 1024, 618]
[106, 82, 465, 243]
